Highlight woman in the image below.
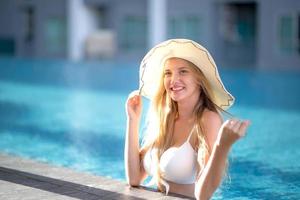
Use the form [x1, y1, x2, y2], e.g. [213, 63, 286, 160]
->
[125, 39, 250, 200]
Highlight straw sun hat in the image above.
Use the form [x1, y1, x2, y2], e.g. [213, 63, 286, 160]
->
[139, 38, 234, 110]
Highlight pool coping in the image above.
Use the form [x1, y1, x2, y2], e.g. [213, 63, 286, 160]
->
[0, 153, 192, 199]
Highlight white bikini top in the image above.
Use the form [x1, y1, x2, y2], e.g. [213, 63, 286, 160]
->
[143, 131, 198, 194]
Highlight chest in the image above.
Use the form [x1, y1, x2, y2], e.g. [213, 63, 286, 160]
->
[171, 120, 197, 149]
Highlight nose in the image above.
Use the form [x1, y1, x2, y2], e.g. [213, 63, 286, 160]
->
[170, 73, 179, 84]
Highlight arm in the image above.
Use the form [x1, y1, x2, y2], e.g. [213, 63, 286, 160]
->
[195, 112, 250, 200]
[124, 91, 147, 186]
[195, 135, 231, 200]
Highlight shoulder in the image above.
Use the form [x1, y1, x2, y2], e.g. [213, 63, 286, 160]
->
[201, 109, 223, 151]
[202, 109, 222, 125]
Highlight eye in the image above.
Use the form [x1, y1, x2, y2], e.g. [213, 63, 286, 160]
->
[180, 69, 189, 74]
[164, 71, 172, 76]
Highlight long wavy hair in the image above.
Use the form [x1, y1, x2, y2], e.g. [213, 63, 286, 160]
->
[142, 57, 226, 192]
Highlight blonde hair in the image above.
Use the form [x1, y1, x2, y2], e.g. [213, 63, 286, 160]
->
[142, 57, 226, 192]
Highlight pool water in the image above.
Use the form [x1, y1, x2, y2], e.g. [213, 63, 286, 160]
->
[0, 57, 299, 199]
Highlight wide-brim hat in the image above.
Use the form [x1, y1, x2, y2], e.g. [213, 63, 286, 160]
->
[139, 38, 234, 110]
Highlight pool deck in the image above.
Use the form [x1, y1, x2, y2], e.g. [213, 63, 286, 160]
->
[0, 153, 192, 200]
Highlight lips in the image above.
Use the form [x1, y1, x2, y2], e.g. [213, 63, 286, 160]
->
[171, 86, 184, 92]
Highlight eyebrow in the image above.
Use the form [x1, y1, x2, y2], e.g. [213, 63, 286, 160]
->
[164, 66, 189, 71]
[178, 67, 189, 70]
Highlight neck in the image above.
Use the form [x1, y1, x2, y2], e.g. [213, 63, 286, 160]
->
[177, 96, 200, 121]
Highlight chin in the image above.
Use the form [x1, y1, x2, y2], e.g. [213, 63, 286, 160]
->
[170, 96, 184, 102]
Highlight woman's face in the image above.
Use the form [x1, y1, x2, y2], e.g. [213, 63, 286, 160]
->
[163, 58, 201, 103]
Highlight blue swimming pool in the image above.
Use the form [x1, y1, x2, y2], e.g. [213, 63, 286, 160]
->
[0, 57, 299, 199]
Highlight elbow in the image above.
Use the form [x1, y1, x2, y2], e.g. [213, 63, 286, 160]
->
[126, 177, 140, 187]
[195, 189, 213, 200]
[195, 188, 211, 200]
[195, 181, 220, 200]
[125, 164, 143, 187]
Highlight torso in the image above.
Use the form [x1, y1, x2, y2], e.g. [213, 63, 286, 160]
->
[143, 117, 200, 197]
[142, 109, 221, 198]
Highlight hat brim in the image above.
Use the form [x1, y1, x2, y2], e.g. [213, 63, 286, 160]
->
[139, 39, 234, 110]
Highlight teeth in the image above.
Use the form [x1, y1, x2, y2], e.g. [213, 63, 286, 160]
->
[172, 87, 183, 91]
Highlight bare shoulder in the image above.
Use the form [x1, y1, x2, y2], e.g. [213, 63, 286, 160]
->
[202, 109, 222, 125]
[201, 109, 223, 150]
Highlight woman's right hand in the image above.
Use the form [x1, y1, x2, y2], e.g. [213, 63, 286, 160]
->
[126, 90, 142, 121]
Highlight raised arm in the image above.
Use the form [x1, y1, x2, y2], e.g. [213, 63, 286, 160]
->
[195, 111, 250, 200]
[124, 91, 147, 186]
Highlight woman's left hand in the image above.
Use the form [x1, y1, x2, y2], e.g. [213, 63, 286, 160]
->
[217, 119, 251, 148]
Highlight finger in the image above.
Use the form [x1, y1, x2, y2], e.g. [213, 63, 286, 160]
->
[221, 119, 231, 130]
[227, 118, 238, 129]
[131, 95, 143, 107]
[238, 120, 251, 137]
[232, 120, 241, 133]
[127, 90, 140, 103]
[222, 119, 235, 130]
[136, 95, 142, 105]
[129, 90, 140, 99]
[128, 95, 136, 102]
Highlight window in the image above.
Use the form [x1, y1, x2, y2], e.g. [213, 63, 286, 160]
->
[221, 3, 256, 45]
[120, 16, 147, 52]
[0, 38, 15, 55]
[44, 17, 66, 54]
[168, 16, 202, 42]
[278, 14, 299, 55]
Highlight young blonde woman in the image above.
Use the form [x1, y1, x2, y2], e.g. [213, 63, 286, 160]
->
[125, 39, 250, 200]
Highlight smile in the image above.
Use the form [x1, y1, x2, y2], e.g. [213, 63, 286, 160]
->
[171, 86, 184, 91]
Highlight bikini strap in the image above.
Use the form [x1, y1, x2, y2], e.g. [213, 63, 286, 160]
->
[187, 126, 195, 142]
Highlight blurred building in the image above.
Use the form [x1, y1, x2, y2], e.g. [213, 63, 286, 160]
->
[0, 0, 299, 70]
